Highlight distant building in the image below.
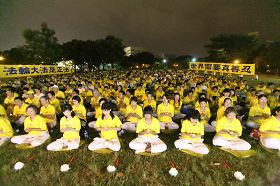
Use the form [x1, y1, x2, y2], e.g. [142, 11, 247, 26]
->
[124, 46, 146, 56]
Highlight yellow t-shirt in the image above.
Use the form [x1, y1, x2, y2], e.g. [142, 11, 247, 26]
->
[24, 115, 48, 136]
[25, 97, 40, 108]
[249, 104, 271, 125]
[136, 117, 160, 137]
[125, 105, 143, 123]
[4, 93, 18, 105]
[90, 96, 102, 108]
[259, 116, 280, 139]
[181, 120, 204, 141]
[216, 106, 226, 120]
[0, 117, 13, 137]
[216, 116, 242, 139]
[60, 116, 81, 140]
[72, 104, 87, 120]
[40, 104, 56, 124]
[49, 98, 61, 113]
[55, 91, 65, 99]
[13, 103, 29, 116]
[184, 96, 196, 104]
[218, 96, 232, 107]
[170, 100, 182, 113]
[157, 103, 174, 122]
[156, 90, 165, 101]
[134, 89, 146, 101]
[196, 107, 211, 125]
[0, 105, 7, 117]
[95, 106, 103, 119]
[95, 115, 122, 140]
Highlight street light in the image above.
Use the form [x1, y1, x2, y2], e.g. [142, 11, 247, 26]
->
[192, 58, 197, 62]
[234, 60, 240, 64]
[0, 56, 5, 61]
[163, 59, 167, 63]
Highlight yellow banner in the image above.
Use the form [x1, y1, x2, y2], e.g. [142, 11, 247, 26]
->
[189, 62, 255, 75]
[0, 65, 73, 78]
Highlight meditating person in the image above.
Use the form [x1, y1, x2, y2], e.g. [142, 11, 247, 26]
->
[0, 116, 13, 146]
[259, 106, 280, 152]
[174, 109, 209, 155]
[47, 104, 81, 151]
[213, 107, 251, 151]
[11, 105, 50, 147]
[39, 96, 57, 129]
[88, 102, 122, 152]
[129, 106, 167, 154]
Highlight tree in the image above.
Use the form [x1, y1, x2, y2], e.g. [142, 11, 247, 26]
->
[23, 23, 62, 64]
[3, 47, 30, 65]
[205, 32, 263, 63]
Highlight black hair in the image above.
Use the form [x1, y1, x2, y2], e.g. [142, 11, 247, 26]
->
[72, 95, 81, 103]
[73, 89, 79, 95]
[26, 105, 39, 114]
[185, 109, 201, 121]
[258, 94, 267, 100]
[99, 98, 107, 104]
[223, 88, 230, 93]
[14, 97, 24, 102]
[143, 106, 153, 116]
[130, 96, 138, 104]
[47, 91, 55, 97]
[199, 97, 208, 103]
[224, 107, 237, 116]
[61, 104, 76, 117]
[272, 106, 280, 116]
[223, 97, 232, 105]
[101, 102, 114, 119]
[40, 96, 49, 101]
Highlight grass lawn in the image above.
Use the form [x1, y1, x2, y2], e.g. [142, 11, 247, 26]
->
[0, 129, 280, 186]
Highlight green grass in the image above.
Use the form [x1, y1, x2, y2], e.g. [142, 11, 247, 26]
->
[0, 130, 279, 185]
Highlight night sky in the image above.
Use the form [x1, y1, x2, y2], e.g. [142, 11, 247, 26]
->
[0, 0, 279, 57]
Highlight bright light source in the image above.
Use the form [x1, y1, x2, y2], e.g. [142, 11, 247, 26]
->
[234, 60, 240, 64]
[192, 58, 197, 62]
[0, 56, 5, 61]
[163, 59, 167, 63]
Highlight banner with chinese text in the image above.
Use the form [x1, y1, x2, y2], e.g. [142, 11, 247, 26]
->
[189, 62, 255, 75]
[0, 65, 73, 78]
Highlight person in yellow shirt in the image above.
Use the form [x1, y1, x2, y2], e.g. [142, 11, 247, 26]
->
[0, 117, 13, 146]
[71, 96, 87, 122]
[197, 98, 215, 132]
[157, 94, 179, 130]
[48, 91, 61, 115]
[11, 97, 29, 125]
[88, 98, 107, 128]
[122, 97, 143, 131]
[218, 88, 232, 107]
[174, 109, 209, 155]
[268, 90, 280, 110]
[39, 96, 57, 129]
[134, 84, 146, 102]
[82, 86, 93, 101]
[170, 93, 184, 120]
[247, 94, 271, 128]
[216, 98, 232, 121]
[69, 89, 84, 105]
[259, 106, 280, 152]
[0, 104, 7, 118]
[90, 89, 102, 110]
[34, 87, 45, 100]
[116, 91, 128, 116]
[25, 90, 40, 108]
[129, 106, 167, 154]
[52, 85, 65, 100]
[143, 92, 157, 113]
[213, 107, 251, 150]
[4, 87, 18, 115]
[183, 90, 196, 106]
[11, 105, 50, 147]
[88, 102, 122, 152]
[47, 104, 81, 151]
[156, 86, 165, 102]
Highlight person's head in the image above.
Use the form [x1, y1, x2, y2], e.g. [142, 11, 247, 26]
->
[72, 89, 79, 96]
[146, 92, 153, 100]
[72, 95, 81, 106]
[224, 107, 237, 121]
[101, 102, 114, 119]
[34, 88, 41, 94]
[47, 91, 55, 99]
[61, 104, 75, 118]
[23, 87, 29, 94]
[27, 90, 35, 99]
[187, 90, 193, 96]
[117, 85, 123, 91]
[186, 109, 201, 124]
[143, 106, 153, 120]
[6, 87, 15, 97]
[174, 93, 180, 101]
[249, 88, 256, 96]
[99, 98, 107, 107]
[14, 97, 24, 106]
[162, 94, 169, 104]
[93, 89, 99, 97]
[126, 89, 132, 97]
[130, 96, 138, 106]
[199, 98, 207, 108]
[258, 94, 267, 105]
[223, 98, 232, 108]
[26, 105, 38, 117]
[40, 96, 49, 106]
[52, 85, 59, 92]
[118, 91, 125, 98]
[212, 86, 218, 92]
[223, 88, 230, 97]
